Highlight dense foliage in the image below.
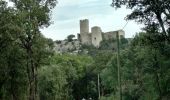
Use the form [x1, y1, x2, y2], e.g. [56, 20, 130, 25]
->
[0, 0, 170, 100]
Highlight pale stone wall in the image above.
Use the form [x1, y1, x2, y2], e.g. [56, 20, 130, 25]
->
[80, 33, 91, 45]
[103, 31, 117, 40]
[79, 19, 91, 45]
[103, 30, 125, 40]
[91, 26, 102, 47]
[80, 19, 89, 34]
[117, 30, 125, 38]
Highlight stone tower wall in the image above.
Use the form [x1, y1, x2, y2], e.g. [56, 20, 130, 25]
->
[91, 26, 102, 47]
[81, 33, 92, 45]
[80, 19, 89, 34]
[79, 19, 91, 45]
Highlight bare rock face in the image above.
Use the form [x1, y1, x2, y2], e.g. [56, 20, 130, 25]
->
[54, 40, 81, 53]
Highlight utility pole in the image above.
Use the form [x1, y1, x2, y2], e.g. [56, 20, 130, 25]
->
[116, 32, 122, 100]
[98, 74, 100, 100]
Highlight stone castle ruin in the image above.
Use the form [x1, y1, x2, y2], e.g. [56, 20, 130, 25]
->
[77, 19, 125, 47]
[54, 19, 125, 53]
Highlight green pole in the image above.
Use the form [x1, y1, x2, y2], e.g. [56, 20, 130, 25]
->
[98, 74, 100, 100]
[116, 32, 122, 100]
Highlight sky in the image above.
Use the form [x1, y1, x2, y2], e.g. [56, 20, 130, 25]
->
[7, 0, 143, 40]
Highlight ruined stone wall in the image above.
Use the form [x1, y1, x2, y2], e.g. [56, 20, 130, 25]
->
[91, 26, 102, 47]
[103, 30, 125, 40]
[117, 30, 125, 38]
[103, 31, 117, 40]
[79, 19, 125, 47]
[80, 33, 91, 45]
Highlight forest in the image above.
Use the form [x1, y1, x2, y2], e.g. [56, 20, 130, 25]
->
[0, 0, 170, 100]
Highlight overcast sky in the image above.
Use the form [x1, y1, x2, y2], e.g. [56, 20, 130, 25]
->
[9, 0, 143, 40]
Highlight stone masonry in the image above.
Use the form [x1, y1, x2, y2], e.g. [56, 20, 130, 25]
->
[54, 19, 126, 53]
[77, 19, 125, 47]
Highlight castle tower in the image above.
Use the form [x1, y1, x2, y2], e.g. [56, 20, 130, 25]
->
[80, 19, 89, 34]
[79, 19, 91, 45]
[91, 26, 102, 47]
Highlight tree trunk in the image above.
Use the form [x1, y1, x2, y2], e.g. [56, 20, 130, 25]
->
[10, 70, 18, 100]
[27, 48, 37, 100]
[155, 12, 168, 42]
[98, 74, 100, 100]
[153, 54, 163, 100]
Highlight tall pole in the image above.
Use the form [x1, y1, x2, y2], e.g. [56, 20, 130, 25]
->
[98, 74, 100, 100]
[116, 32, 122, 100]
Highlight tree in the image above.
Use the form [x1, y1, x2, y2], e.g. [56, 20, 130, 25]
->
[110, 1, 170, 99]
[0, 1, 16, 51]
[98, 30, 170, 99]
[130, 32, 170, 100]
[38, 65, 67, 100]
[38, 53, 94, 100]
[9, 0, 57, 100]
[0, 1, 28, 100]
[67, 34, 75, 42]
[111, 0, 170, 42]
